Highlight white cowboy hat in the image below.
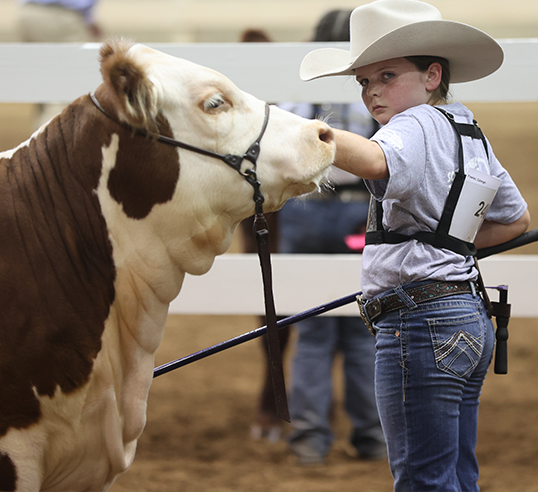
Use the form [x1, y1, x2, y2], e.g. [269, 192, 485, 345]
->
[300, 0, 503, 83]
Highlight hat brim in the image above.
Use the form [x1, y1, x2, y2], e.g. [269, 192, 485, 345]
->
[300, 20, 503, 83]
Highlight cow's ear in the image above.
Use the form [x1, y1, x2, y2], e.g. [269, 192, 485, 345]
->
[99, 39, 159, 132]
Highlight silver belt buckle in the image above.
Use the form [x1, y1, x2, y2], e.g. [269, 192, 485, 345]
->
[357, 293, 375, 336]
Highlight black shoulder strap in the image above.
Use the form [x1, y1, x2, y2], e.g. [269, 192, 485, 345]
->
[434, 107, 489, 159]
[365, 108, 488, 257]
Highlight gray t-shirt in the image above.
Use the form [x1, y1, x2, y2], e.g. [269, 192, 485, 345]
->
[362, 102, 527, 298]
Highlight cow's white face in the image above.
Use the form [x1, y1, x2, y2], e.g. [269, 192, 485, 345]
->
[132, 44, 334, 208]
[96, 41, 336, 279]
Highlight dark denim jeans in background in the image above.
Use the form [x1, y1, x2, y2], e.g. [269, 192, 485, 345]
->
[278, 197, 385, 459]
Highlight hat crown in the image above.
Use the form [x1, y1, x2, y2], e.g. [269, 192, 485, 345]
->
[300, 0, 503, 83]
[350, 0, 443, 58]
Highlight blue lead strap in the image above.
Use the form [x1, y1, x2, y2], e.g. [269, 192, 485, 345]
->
[153, 291, 362, 378]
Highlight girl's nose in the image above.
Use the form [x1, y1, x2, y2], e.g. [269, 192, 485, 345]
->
[366, 81, 381, 97]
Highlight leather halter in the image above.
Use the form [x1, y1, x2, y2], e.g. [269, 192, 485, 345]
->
[90, 93, 269, 214]
[90, 93, 290, 421]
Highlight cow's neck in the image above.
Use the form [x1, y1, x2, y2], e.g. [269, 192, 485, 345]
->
[92, 123, 243, 349]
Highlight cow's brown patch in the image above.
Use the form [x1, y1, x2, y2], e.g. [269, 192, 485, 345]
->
[94, 44, 181, 220]
[0, 96, 116, 436]
[0, 452, 16, 491]
[106, 117, 180, 219]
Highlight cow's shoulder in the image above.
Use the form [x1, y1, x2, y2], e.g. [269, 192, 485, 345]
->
[0, 101, 116, 438]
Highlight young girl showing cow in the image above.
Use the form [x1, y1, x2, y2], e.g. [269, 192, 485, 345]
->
[300, 0, 529, 490]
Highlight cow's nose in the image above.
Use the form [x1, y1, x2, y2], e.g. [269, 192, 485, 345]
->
[318, 123, 335, 145]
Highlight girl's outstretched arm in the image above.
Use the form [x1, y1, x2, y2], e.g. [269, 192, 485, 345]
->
[333, 129, 389, 180]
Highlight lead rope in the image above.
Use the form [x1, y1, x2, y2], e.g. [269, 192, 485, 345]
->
[246, 170, 291, 422]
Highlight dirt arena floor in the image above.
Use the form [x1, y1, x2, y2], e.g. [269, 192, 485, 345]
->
[1, 102, 538, 491]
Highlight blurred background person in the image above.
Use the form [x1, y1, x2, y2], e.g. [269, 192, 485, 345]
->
[239, 27, 271, 43]
[277, 9, 385, 466]
[17, 0, 101, 42]
[16, 0, 103, 128]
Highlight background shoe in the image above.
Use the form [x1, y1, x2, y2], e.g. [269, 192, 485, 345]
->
[351, 433, 387, 461]
[290, 440, 326, 466]
[250, 424, 282, 443]
[358, 446, 388, 461]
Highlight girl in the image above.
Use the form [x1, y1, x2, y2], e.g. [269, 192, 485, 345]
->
[300, 0, 530, 490]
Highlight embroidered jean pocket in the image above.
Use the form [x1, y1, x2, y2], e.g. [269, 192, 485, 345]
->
[428, 312, 484, 378]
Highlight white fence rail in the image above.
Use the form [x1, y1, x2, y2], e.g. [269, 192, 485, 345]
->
[170, 254, 538, 318]
[2, 41, 537, 316]
[1, 40, 537, 103]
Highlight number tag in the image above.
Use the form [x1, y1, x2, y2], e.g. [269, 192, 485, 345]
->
[449, 168, 501, 243]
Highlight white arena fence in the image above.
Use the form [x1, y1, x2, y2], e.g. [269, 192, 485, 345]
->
[1, 40, 537, 317]
[1, 40, 538, 103]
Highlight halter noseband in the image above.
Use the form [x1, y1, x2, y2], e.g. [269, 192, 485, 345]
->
[90, 93, 270, 214]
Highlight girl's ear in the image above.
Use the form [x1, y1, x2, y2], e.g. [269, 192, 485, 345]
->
[425, 62, 443, 92]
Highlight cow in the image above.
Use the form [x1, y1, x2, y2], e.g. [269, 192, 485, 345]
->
[0, 39, 335, 491]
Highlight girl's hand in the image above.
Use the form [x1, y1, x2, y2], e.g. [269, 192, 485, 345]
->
[474, 209, 531, 249]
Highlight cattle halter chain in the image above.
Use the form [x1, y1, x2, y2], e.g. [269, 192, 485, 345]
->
[90, 93, 290, 422]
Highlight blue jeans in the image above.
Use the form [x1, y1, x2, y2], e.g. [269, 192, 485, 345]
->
[372, 287, 495, 491]
[278, 198, 384, 456]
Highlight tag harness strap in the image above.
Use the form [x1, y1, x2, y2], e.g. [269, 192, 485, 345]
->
[365, 107, 489, 257]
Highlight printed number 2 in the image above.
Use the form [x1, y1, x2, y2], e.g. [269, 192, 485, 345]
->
[475, 201, 487, 218]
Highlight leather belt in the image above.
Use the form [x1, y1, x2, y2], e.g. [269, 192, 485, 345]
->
[357, 281, 473, 334]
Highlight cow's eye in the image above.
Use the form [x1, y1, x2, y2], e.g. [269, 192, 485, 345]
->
[204, 94, 226, 111]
